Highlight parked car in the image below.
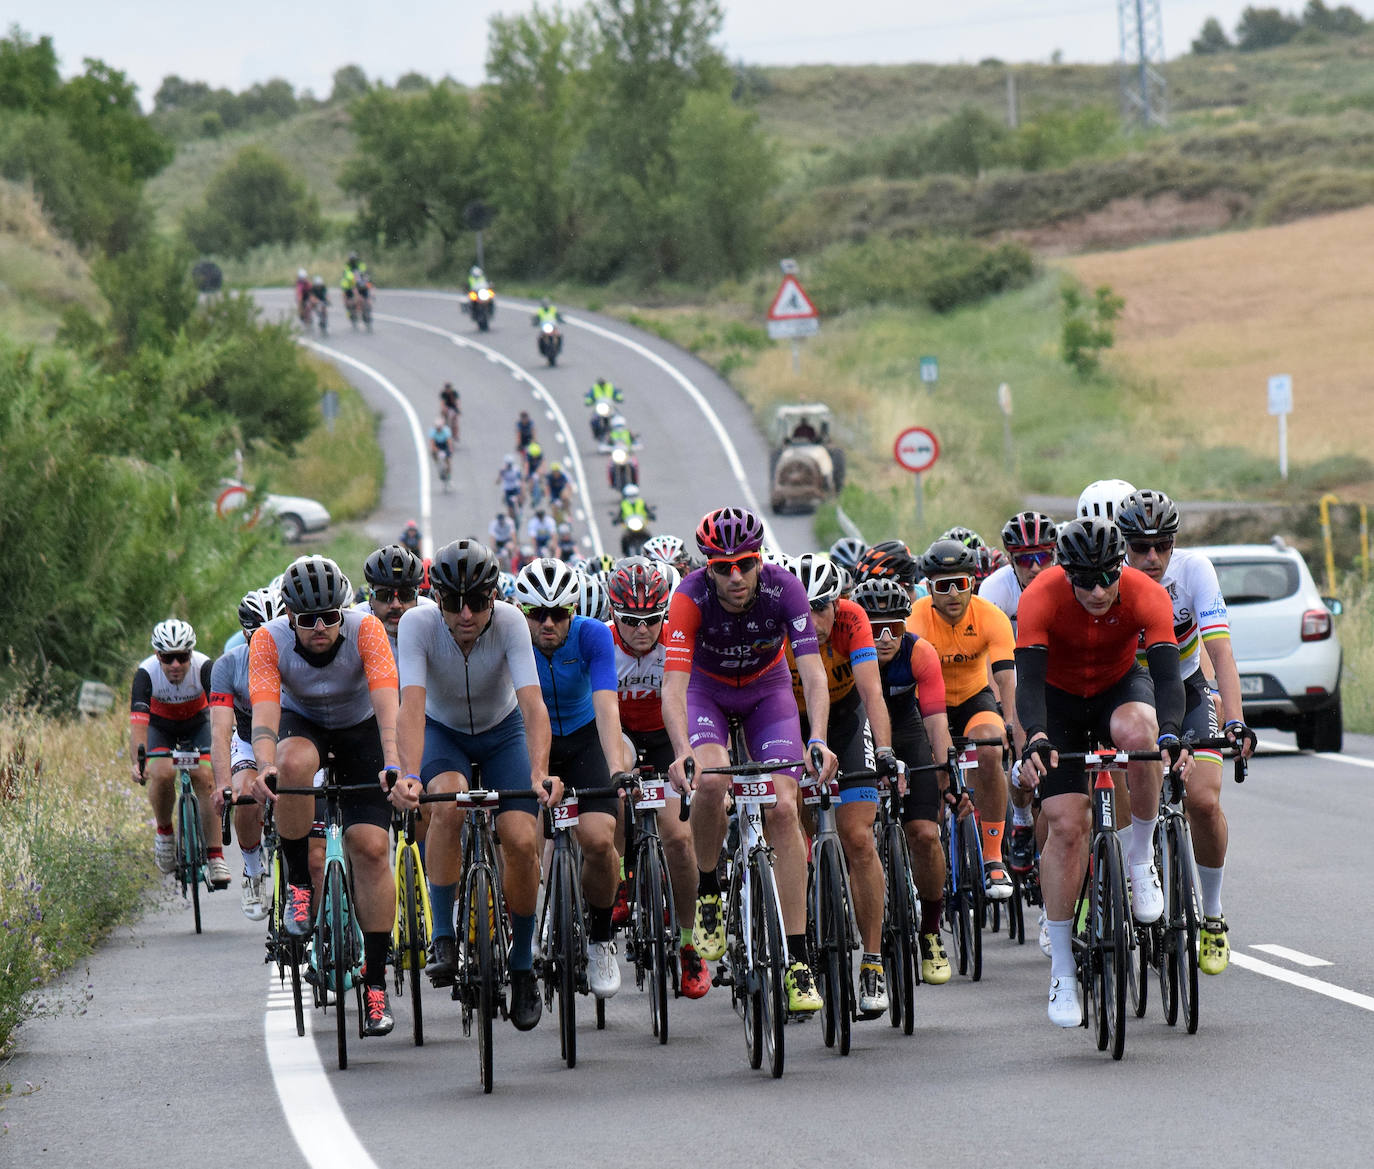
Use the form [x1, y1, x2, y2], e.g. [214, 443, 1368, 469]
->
[1195, 538, 1343, 752]
[216, 480, 330, 543]
[768, 403, 845, 514]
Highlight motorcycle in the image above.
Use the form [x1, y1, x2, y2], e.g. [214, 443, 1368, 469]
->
[590, 400, 613, 442]
[607, 447, 639, 493]
[466, 286, 495, 331]
[619, 511, 651, 558]
[538, 321, 562, 367]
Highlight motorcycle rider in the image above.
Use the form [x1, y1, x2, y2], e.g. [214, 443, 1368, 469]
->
[608, 446, 640, 493]
[531, 297, 562, 327]
[584, 377, 623, 408]
[467, 265, 490, 293]
[605, 414, 635, 451]
[615, 485, 654, 555]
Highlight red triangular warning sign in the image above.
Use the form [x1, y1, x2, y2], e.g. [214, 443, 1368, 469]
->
[767, 276, 818, 321]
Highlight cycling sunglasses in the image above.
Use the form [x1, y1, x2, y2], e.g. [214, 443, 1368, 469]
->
[372, 586, 418, 605]
[1127, 538, 1174, 556]
[292, 608, 344, 629]
[1068, 567, 1122, 591]
[929, 575, 973, 594]
[157, 651, 191, 665]
[870, 619, 907, 642]
[709, 554, 762, 576]
[615, 611, 664, 629]
[438, 588, 493, 614]
[522, 604, 573, 623]
[1013, 550, 1054, 569]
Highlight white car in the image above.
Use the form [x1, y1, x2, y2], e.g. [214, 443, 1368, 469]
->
[1195, 538, 1343, 752]
[217, 480, 330, 543]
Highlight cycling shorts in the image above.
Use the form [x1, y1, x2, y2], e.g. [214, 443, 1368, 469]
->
[278, 711, 390, 832]
[549, 720, 619, 819]
[1184, 671, 1222, 762]
[803, 692, 876, 805]
[686, 661, 805, 781]
[946, 687, 1004, 741]
[230, 733, 256, 776]
[626, 727, 679, 797]
[419, 708, 535, 816]
[891, 721, 939, 824]
[147, 717, 212, 759]
[1038, 666, 1156, 801]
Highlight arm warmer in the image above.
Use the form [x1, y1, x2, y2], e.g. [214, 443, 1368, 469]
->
[1013, 646, 1049, 741]
[1145, 642, 1185, 739]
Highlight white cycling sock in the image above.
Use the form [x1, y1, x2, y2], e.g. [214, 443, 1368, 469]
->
[241, 844, 264, 878]
[1129, 816, 1158, 868]
[1196, 864, 1224, 919]
[1047, 919, 1075, 979]
[1011, 803, 1034, 828]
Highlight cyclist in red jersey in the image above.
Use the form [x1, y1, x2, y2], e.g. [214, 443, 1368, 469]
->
[1015, 519, 1193, 1028]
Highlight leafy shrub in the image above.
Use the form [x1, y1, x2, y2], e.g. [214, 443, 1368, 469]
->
[182, 146, 324, 259]
[1060, 281, 1124, 376]
[1253, 167, 1374, 223]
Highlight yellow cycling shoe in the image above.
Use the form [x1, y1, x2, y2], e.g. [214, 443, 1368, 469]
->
[920, 932, 952, 985]
[693, 893, 726, 962]
[785, 960, 823, 1013]
[1199, 916, 1230, 975]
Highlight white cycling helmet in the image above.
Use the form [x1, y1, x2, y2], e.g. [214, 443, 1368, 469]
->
[151, 618, 197, 653]
[1077, 479, 1137, 523]
[610, 414, 626, 428]
[497, 571, 517, 600]
[788, 553, 842, 606]
[658, 561, 682, 596]
[623, 483, 640, 498]
[514, 558, 581, 609]
[237, 587, 283, 633]
[642, 534, 685, 565]
[297, 268, 307, 280]
[760, 544, 784, 566]
[573, 571, 610, 622]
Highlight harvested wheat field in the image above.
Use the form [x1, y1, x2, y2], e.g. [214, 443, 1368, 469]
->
[1065, 205, 1374, 472]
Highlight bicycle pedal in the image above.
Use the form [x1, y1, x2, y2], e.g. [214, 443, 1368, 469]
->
[787, 1010, 817, 1023]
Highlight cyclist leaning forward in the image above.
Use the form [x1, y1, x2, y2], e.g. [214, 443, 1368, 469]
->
[664, 507, 838, 1015]
[1015, 519, 1192, 1027]
[246, 555, 405, 1037]
[784, 554, 901, 1017]
[393, 539, 556, 1031]
[605, 558, 711, 999]
[907, 538, 1023, 900]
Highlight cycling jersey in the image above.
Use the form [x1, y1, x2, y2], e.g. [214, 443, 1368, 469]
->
[209, 643, 253, 741]
[784, 598, 877, 706]
[1015, 565, 1176, 697]
[1136, 549, 1230, 677]
[351, 595, 438, 654]
[546, 470, 570, 499]
[397, 601, 539, 734]
[249, 609, 398, 729]
[130, 652, 213, 731]
[584, 381, 622, 405]
[665, 564, 818, 686]
[516, 418, 534, 446]
[878, 632, 946, 722]
[611, 623, 667, 733]
[906, 594, 1015, 706]
[531, 615, 617, 736]
[489, 517, 516, 546]
[977, 564, 1023, 628]
[526, 515, 556, 545]
[429, 424, 452, 451]
[499, 466, 523, 494]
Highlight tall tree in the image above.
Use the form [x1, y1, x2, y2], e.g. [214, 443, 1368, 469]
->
[1191, 17, 1233, 53]
[1235, 6, 1302, 49]
[0, 27, 60, 112]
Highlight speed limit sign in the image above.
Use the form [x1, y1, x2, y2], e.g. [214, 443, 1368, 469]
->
[893, 427, 939, 474]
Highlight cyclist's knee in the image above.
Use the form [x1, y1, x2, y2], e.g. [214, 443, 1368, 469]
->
[1042, 795, 1090, 847]
[1110, 703, 1158, 751]
[839, 820, 877, 862]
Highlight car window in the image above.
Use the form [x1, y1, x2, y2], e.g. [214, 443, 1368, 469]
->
[1210, 558, 1299, 604]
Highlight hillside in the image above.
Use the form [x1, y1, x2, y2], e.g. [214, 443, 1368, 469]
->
[0, 181, 102, 343]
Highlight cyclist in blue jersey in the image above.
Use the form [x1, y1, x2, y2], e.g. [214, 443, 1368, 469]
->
[515, 557, 629, 998]
[663, 507, 837, 1014]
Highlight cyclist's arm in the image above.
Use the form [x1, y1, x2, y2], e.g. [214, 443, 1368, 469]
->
[129, 668, 152, 779]
[852, 656, 891, 750]
[662, 590, 700, 760]
[923, 711, 953, 763]
[357, 614, 401, 766]
[516, 684, 553, 785]
[209, 701, 236, 808]
[1202, 635, 1245, 728]
[1145, 642, 1184, 739]
[593, 689, 630, 772]
[248, 631, 283, 772]
[795, 653, 832, 749]
[985, 603, 1020, 749]
[398, 686, 426, 779]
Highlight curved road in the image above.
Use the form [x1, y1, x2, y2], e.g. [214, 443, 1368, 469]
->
[7, 296, 1374, 1165]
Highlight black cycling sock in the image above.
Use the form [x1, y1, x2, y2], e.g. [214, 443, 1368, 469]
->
[281, 835, 310, 887]
[921, 900, 943, 934]
[588, 904, 614, 943]
[787, 934, 808, 964]
[363, 932, 390, 988]
[697, 867, 721, 896]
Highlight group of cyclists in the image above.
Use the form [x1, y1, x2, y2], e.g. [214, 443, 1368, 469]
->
[130, 467, 1257, 1053]
[294, 253, 374, 335]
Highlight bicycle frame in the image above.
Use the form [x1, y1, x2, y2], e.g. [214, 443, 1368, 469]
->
[803, 772, 860, 1051]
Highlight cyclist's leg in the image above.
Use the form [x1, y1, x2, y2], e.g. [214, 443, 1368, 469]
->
[684, 680, 733, 872]
[274, 714, 325, 889]
[417, 717, 473, 950]
[1106, 671, 1165, 921]
[828, 707, 882, 955]
[230, 735, 264, 860]
[1181, 683, 1227, 903]
[954, 696, 1010, 883]
[474, 709, 540, 966]
[143, 726, 178, 847]
[895, 724, 944, 931]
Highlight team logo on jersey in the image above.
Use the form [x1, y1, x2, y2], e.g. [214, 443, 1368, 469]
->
[671, 630, 685, 640]
[746, 621, 758, 631]
[792, 616, 807, 632]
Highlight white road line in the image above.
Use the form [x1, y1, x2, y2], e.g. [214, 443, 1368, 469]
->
[264, 974, 380, 1169]
[373, 312, 605, 557]
[1230, 951, 1374, 1012]
[386, 290, 782, 549]
[1249, 944, 1333, 968]
[1257, 739, 1374, 770]
[299, 338, 433, 557]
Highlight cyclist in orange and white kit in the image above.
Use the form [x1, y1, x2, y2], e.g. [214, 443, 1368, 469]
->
[130, 619, 231, 889]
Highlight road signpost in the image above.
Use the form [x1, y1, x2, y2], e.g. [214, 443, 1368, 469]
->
[919, 356, 939, 390]
[767, 267, 820, 371]
[1268, 374, 1292, 480]
[893, 426, 940, 527]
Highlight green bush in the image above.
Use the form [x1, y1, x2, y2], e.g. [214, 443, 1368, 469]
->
[1253, 166, 1374, 223]
[182, 145, 324, 259]
[1060, 281, 1124, 376]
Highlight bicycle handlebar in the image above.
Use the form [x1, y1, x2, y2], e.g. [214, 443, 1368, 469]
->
[417, 788, 539, 806]
[614, 766, 691, 822]
[699, 758, 806, 777]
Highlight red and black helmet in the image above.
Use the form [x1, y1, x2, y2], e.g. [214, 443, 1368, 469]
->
[1000, 511, 1058, 552]
[855, 539, 918, 586]
[695, 507, 766, 558]
[607, 559, 670, 614]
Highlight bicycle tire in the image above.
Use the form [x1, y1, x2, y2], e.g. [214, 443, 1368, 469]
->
[276, 854, 306, 1037]
[1157, 825, 1180, 1026]
[816, 844, 839, 1050]
[822, 843, 852, 1055]
[640, 846, 670, 1045]
[751, 851, 786, 1079]
[1007, 870, 1026, 945]
[1093, 834, 1128, 1061]
[961, 819, 984, 982]
[181, 790, 204, 934]
[555, 851, 578, 1069]
[400, 846, 425, 1047]
[475, 866, 496, 1092]
[1171, 821, 1201, 1035]
[325, 862, 350, 1069]
[882, 830, 916, 1036]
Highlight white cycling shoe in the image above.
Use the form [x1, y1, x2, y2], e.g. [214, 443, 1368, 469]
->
[1048, 976, 1082, 1027]
[1129, 861, 1164, 924]
[589, 940, 621, 999]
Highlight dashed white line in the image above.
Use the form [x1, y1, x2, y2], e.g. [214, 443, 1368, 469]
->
[1231, 951, 1374, 1012]
[1249, 944, 1333, 968]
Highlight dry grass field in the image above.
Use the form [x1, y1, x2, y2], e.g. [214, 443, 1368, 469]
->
[1066, 206, 1374, 485]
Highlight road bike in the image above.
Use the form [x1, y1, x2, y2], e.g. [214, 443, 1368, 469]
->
[391, 805, 431, 1047]
[942, 741, 987, 981]
[139, 744, 213, 934]
[434, 447, 453, 494]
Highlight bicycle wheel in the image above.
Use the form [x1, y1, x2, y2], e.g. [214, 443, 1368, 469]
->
[821, 843, 852, 1055]
[638, 845, 670, 1045]
[325, 863, 350, 1070]
[181, 791, 204, 934]
[1169, 821, 1201, 1035]
[474, 866, 496, 1093]
[1129, 920, 1149, 1019]
[1092, 834, 1128, 1061]
[960, 820, 984, 982]
[750, 851, 786, 1079]
[882, 831, 916, 1036]
[554, 852, 578, 1069]
[400, 846, 425, 1047]
[1157, 825, 1179, 1026]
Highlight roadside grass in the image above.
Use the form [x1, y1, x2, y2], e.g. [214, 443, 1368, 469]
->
[0, 712, 153, 1056]
[0, 181, 102, 344]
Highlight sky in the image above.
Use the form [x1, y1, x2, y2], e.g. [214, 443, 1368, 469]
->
[14, 1, 1306, 105]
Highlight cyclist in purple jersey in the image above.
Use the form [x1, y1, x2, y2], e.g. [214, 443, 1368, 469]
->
[663, 507, 837, 1014]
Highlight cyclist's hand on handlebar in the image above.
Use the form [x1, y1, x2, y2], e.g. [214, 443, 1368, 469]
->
[875, 747, 905, 796]
[538, 775, 565, 807]
[1158, 734, 1194, 780]
[668, 753, 696, 797]
[388, 772, 421, 811]
[130, 762, 145, 787]
[1224, 719, 1257, 759]
[806, 741, 838, 783]
[247, 765, 278, 804]
[1020, 736, 1057, 782]
[211, 784, 228, 815]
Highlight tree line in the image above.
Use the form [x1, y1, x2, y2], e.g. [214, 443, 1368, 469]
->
[1192, 1, 1369, 53]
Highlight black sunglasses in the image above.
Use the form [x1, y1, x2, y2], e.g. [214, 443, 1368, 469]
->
[157, 651, 191, 664]
[291, 608, 344, 628]
[1068, 567, 1122, 591]
[1127, 538, 1174, 556]
[615, 611, 664, 628]
[709, 555, 761, 576]
[523, 604, 572, 623]
[373, 586, 418, 605]
[438, 588, 493, 614]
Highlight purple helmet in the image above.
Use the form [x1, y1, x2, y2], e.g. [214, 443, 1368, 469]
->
[695, 507, 766, 558]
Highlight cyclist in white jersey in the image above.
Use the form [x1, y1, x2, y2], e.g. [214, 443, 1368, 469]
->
[1118, 490, 1255, 975]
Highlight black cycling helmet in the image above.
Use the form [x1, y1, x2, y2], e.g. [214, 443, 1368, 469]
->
[855, 540, 918, 586]
[851, 577, 912, 618]
[828, 537, 868, 573]
[280, 556, 351, 611]
[1056, 518, 1126, 573]
[1115, 490, 1180, 539]
[1001, 511, 1058, 552]
[921, 538, 978, 578]
[941, 525, 985, 549]
[363, 543, 425, 588]
[430, 539, 500, 596]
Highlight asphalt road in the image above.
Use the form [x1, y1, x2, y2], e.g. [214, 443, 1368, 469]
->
[7, 296, 1373, 1165]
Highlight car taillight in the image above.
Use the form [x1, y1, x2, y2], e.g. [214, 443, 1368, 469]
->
[1301, 608, 1332, 641]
